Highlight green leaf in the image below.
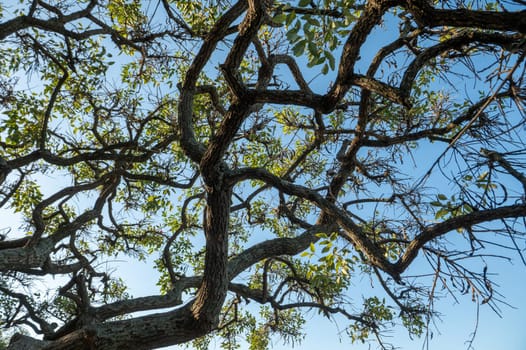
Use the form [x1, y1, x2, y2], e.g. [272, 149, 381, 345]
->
[435, 207, 449, 220]
[272, 13, 287, 24]
[326, 51, 335, 70]
[286, 28, 300, 42]
[292, 40, 306, 56]
[285, 11, 296, 25]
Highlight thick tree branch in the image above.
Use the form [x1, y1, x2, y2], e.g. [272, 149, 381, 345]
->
[403, 0, 526, 33]
[228, 167, 400, 279]
[178, 1, 247, 164]
[320, 0, 397, 112]
[396, 204, 526, 273]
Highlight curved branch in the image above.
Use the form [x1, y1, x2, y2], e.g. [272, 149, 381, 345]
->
[396, 204, 526, 273]
[228, 167, 400, 279]
[400, 32, 523, 98]
[227, 225, 330, 278]
[177, 1, 247, 164]
[228, 283, 379, 328]
[403, 0, 526, 33]
[481, 149, 526, 194]
[90, 226, 330, 322]
[270, 54, 312, 92]
[200, 1, 268, 182]
[320, 0, 397, 112]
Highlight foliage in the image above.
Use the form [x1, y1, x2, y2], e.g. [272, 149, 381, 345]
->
[0, 0, 525, 349]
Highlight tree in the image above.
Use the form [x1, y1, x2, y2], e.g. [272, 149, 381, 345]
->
[0, 0, 525, 349]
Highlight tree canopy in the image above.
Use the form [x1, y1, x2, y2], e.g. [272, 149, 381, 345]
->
[0, 0, 525, 349]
